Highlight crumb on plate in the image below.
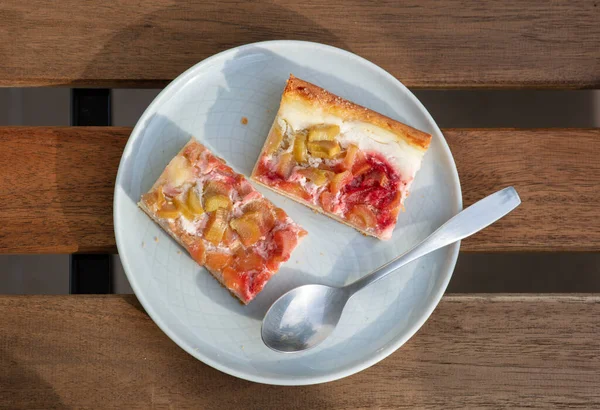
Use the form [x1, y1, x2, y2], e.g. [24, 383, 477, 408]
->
[241, 116, 248, 125]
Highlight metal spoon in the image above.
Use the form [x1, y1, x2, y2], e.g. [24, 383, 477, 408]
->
[262, 186, 521, 353]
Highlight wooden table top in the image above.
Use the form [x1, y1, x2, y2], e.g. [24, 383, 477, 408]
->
[1, 1, 599, 407]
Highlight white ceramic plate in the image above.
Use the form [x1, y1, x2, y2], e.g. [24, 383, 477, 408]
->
[114, 40, 461, 385]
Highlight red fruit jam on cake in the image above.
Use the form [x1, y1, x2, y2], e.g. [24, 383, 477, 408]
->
[139, 139, 307, 304]
[251, 75, 432, 240]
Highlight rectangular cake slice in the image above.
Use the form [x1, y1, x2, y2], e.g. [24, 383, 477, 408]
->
[139, 139, 307, 304]
[251, 75, 432, 240]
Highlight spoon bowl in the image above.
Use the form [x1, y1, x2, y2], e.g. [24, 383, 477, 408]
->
[261, 284, 350, 353]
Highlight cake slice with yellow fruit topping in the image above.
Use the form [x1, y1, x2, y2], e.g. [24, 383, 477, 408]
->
[139, 139, 307, 304]
[252, 75, 432, 240]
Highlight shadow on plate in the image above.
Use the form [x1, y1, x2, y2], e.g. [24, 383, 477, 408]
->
[194, 267, 325, 321]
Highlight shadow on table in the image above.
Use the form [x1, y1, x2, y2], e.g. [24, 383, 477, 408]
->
[123, 293, 149, 317]
[78, 1, 349, 87]
[0, 348, 67, 409]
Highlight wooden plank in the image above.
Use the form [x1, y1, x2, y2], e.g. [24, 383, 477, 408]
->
[1, 1, 598, 88]
[448, 128, 600, 252]
[1, 127, 599, 253]
[0, 127, 127, 253]
[1, 294, 599, 408]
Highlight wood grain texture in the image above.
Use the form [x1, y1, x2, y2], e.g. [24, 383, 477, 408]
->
[0, 294, 599, 408]
[0, 127, 128, 254]
[1, 0, 598, 88]
[447, 128, 600, 252]
[1, 127, 599, 253]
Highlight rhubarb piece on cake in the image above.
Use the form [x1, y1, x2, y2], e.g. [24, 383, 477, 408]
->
[139, 139, 307, 304]
[251, 75, 432, 240]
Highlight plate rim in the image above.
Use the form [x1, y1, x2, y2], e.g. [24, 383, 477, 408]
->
[114, 39, 462, 385]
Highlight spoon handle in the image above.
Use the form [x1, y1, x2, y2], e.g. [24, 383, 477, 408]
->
[345, 186, 521, 293]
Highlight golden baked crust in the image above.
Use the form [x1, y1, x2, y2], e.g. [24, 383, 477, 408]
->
[281, 75, 432, 150]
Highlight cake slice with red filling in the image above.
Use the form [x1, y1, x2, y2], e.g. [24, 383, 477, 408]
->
[139, 139, 307, 304]
[252, 75, 432, 240]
